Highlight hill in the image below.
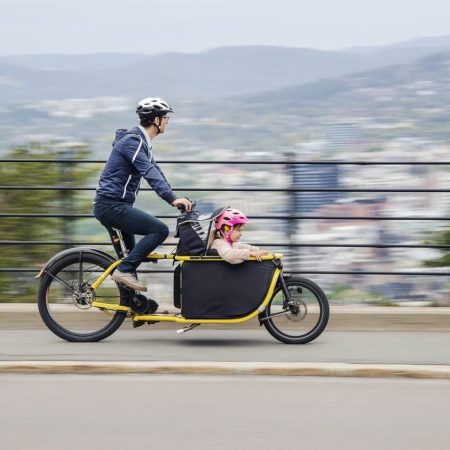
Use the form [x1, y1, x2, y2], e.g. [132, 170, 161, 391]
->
[1, 35, 450, 103]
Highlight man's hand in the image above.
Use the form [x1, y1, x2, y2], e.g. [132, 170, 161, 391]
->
[172, 198, 192, 212]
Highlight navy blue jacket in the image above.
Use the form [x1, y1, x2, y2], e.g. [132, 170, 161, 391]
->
[95, 127, 177, 205]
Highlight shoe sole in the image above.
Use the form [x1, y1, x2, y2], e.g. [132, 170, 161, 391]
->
[111, 276, 147, 292]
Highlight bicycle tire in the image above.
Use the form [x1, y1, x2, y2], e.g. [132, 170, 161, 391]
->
[37, 251, 127, 342]
[261, 276, 329, 344]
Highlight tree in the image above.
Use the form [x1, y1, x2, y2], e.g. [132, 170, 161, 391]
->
[423, 227, 450, 268]
[0, 142, 101, 302]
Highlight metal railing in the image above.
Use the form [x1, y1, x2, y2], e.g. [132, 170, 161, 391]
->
[1, 159, 449, 276]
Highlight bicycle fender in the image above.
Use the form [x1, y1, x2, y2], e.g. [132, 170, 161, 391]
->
[35, 247, 116, 278]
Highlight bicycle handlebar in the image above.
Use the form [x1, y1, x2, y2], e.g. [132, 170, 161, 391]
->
[176, 198, 195, 213]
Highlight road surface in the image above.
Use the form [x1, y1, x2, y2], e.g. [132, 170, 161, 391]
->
[1, 328, 449, 365]
[0, 374, 449, 450]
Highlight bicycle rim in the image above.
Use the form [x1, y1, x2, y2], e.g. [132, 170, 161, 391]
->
[42, 253, 126, 336]
[263, 278, 329, 343]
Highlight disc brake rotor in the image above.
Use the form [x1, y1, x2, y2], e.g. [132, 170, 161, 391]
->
[70, 281, 95, 309]
[285, 287, 308, 322]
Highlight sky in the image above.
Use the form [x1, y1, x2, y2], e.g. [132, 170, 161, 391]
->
[1, 0, 450, 55]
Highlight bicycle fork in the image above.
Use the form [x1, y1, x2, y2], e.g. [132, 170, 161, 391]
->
[278, 275, 301, 314]
[258, 267, 300, 324]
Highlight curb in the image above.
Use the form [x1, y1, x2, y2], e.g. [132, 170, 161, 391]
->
[1, 361, 449, 379]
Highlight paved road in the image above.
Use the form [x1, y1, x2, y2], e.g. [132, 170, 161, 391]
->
[1, 328, 449, 365]
[0, 374, 449, 450]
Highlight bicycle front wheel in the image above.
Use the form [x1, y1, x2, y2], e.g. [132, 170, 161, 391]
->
[261, 276, 329, 344]
[37, 251, 128, 342]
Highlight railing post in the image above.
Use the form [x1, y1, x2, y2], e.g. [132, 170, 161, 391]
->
[285, 154, 298, 265]
[60, 150, 74, 245]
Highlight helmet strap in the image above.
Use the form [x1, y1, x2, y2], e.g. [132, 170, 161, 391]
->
[220, 225, 233, 244]
[150, 117, 162, 135]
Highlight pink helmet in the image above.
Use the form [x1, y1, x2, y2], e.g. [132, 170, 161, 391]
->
[215, 208, 249, 244]
[215, 207, 249, 229]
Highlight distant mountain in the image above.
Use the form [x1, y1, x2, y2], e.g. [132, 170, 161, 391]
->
[1, 39, 450, 104]
[244, 49, 450, 107]
[0, 53, 149, 71]
[344, 34, 450, 54]
[204, 49, 450, 146]
[155, 49, 450, 153]
[2, 47, 450, 155]
[0, 46, 367, 103]
[342, 34, 450, 67]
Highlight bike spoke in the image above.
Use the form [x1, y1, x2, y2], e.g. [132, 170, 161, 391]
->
[78, 253, 83, 285]
[43, 270, 75, 293]
[260, 309, 290, 321]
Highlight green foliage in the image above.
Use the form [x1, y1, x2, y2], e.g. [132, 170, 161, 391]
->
[0, 142, 100, 302]
[423, 228, 450, 267]
[328, 283, 390, 305]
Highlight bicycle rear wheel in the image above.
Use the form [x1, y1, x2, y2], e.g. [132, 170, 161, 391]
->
[260, 276, 329, 344]
[37, 251, 128, 342]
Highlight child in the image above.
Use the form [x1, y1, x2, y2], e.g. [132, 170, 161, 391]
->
[209, 207, 268, 264]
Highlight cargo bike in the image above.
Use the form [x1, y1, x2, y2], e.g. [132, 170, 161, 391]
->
[36, 205, 329, 344]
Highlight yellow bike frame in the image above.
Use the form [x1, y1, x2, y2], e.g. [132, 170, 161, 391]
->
[91, 253, 283, 325]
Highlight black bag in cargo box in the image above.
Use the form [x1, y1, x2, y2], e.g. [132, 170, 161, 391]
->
[175, 206, 226, 256]
[173, 259, 279, 318]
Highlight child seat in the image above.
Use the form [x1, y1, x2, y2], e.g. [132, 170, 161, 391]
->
[175, 205, 226, 256]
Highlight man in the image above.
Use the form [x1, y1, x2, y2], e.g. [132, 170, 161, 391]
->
[93, 97, 192, 292]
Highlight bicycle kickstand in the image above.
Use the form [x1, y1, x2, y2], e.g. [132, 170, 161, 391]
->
[176, 323, 201, 334]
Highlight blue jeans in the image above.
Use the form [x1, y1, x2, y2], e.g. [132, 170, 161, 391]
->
[93, 202, 169, 272]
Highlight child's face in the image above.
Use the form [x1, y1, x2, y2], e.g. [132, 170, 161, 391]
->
[230, 225, 244, 243]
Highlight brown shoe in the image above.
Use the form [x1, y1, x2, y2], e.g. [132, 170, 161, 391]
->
[111, 270, 147, 291]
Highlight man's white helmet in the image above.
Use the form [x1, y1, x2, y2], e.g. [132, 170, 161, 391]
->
[136, 97, 174, 120]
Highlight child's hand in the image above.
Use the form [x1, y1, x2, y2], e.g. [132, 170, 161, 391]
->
[250, 249, 269, 261]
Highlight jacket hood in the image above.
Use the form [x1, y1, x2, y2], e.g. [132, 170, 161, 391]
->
[113, 127, 143, 145]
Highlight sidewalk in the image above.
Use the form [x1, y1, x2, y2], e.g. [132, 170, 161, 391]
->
[1, 304, 450, 330]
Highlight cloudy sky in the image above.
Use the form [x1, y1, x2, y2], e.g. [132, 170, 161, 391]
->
[2, 0, 450, 55]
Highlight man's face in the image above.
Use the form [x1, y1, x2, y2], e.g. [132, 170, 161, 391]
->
[157, 115, 170, 133]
